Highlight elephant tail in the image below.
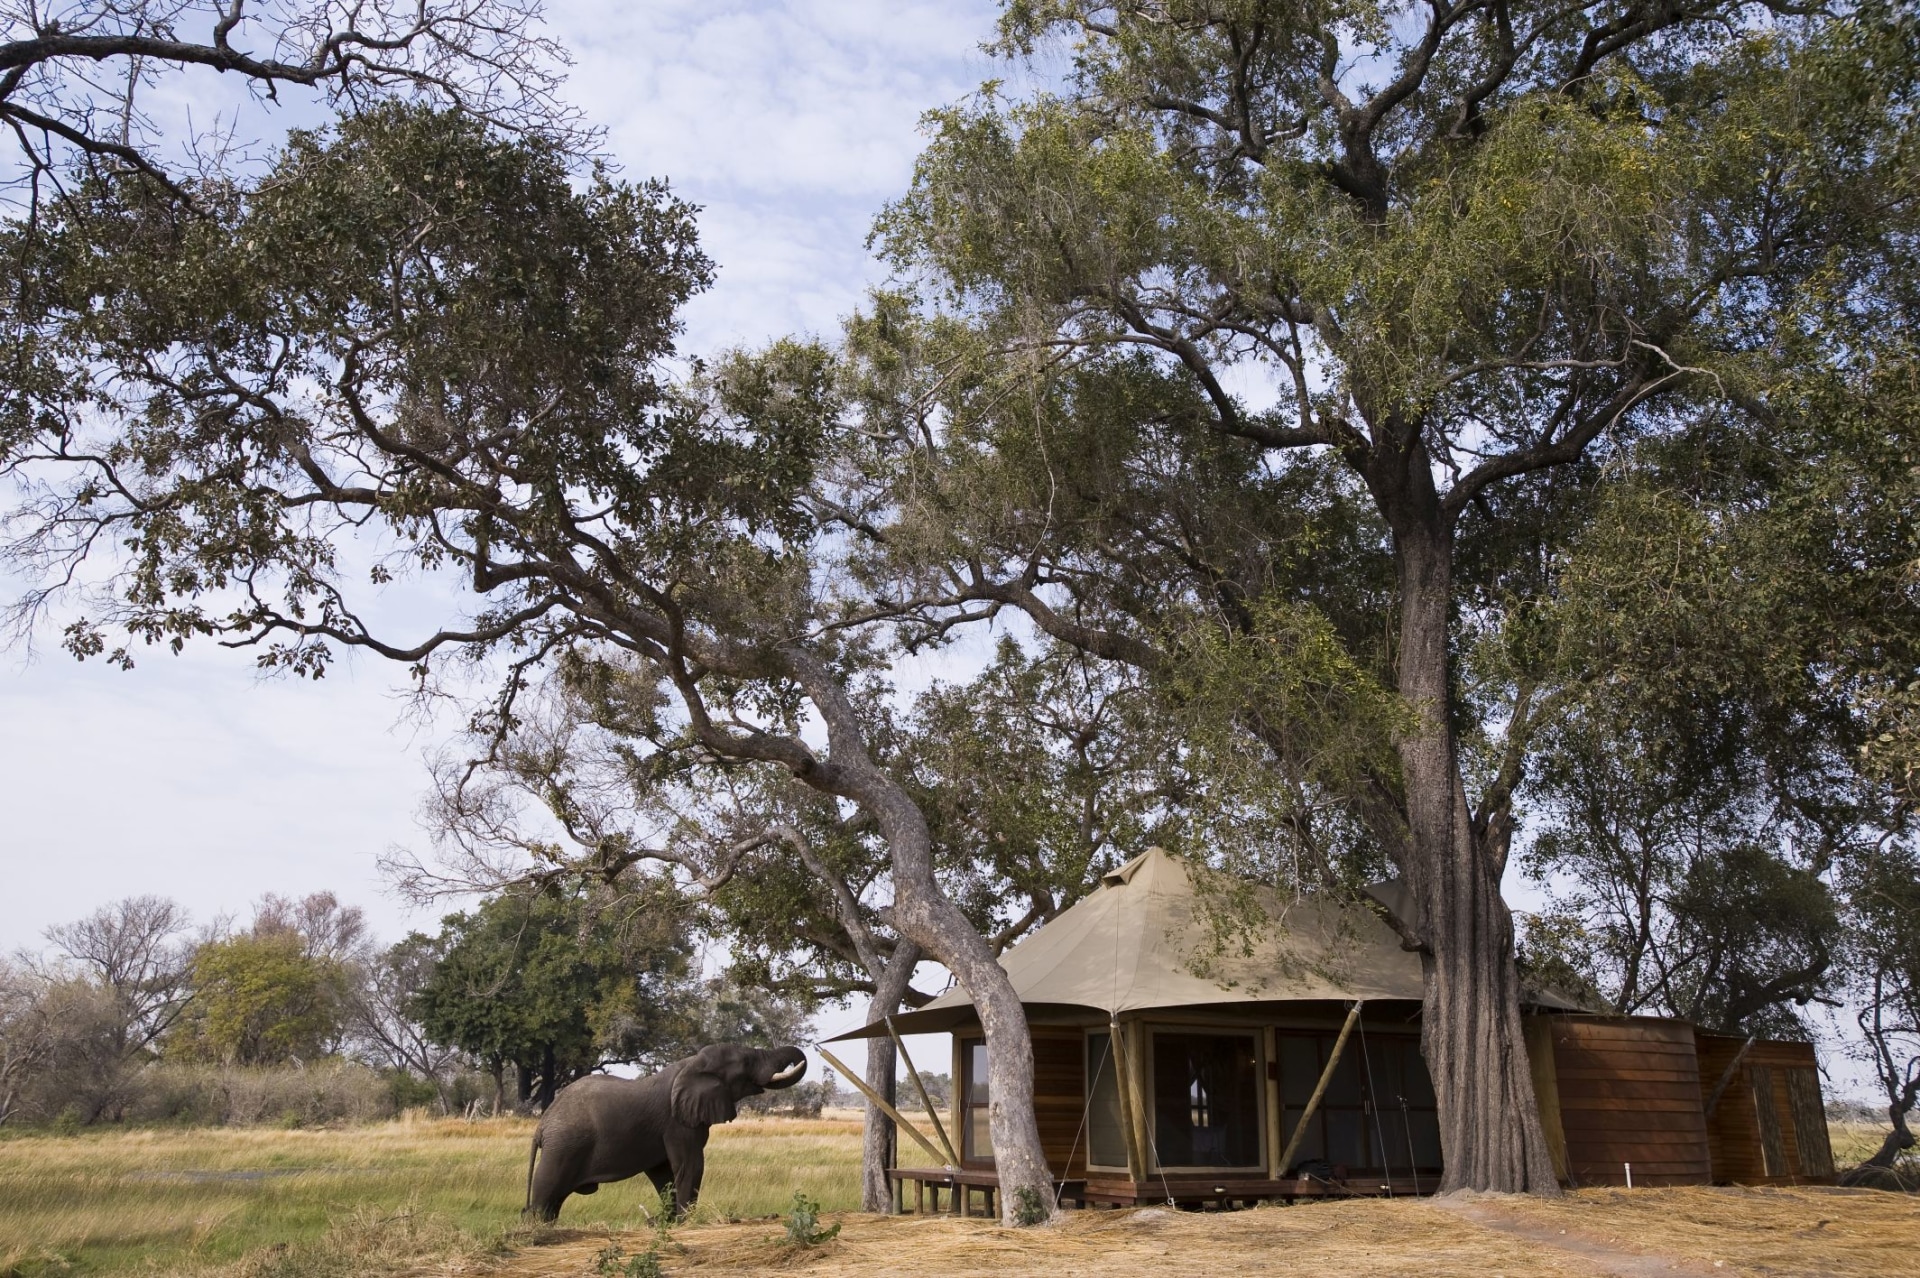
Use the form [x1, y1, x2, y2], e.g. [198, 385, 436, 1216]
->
[525, 1126, 541, 1214]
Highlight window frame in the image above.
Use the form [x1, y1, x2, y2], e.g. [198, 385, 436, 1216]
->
[1142, 1022, 1270, 1175]
[958, 1035, 994, 1167]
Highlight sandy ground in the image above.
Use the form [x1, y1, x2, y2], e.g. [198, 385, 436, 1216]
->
[484, 1186, 1919, 1278]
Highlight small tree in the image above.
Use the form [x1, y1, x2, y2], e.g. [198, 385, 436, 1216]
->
[410, 884, 703, 1111]
[178, 932, 349, 1065]
[0, 960, 53, 1125]
[1840, 843, 1920, 1177]
[44, 894, 194, 1060]
[348, 933, 464, 1107]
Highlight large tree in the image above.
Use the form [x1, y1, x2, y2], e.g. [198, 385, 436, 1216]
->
[404, 633, 1252, 1208]
[871, 1, 1919, 1189]
[0, 104, 1066, 1219]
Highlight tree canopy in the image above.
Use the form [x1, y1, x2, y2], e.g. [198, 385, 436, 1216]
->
[3, 0, 1918, 1201]
[860, 0, 1920, 1190]
[408, 882, 704, 1108]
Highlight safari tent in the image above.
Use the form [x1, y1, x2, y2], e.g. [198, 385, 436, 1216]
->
[828, 847, 1833, 1212]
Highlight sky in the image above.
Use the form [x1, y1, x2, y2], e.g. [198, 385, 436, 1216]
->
[0, 1, 1877, 1093]
[0, 0, 1001, 975]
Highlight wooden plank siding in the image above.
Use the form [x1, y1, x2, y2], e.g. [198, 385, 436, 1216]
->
[1695, 1034, 1834, 1185]
[1550, 1017, 1712, 1186]
[1033, 1030, 1089, 1177]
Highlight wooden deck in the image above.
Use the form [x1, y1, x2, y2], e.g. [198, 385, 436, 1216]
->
[889, 1167, 1434, 1214]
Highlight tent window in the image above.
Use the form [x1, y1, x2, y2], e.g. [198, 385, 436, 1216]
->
[961, 1038, 993, 1163]
[1279, 1030, 1441, 1177]
[1150, 1030, 1262, 1169]
[1086, 1031, 1127, 1168]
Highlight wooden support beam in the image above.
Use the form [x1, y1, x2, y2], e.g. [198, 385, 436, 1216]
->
[1704, 1035, 1757, 1119]
[1275, 1002, 1362, 1179]
[1110, 1015, 1149, 1181]
[886, 1014, 962, 1168]
[817, 1045, 951, 1168]
[1264, 1024, 1282, 1177]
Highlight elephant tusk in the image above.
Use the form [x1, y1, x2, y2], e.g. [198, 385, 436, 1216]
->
[769, 1061, 806, 1084]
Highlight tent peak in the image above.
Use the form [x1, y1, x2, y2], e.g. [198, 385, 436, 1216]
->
[1101, 844, 1172, 887]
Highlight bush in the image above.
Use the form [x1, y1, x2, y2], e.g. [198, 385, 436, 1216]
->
[131, 1061, 391, 1126]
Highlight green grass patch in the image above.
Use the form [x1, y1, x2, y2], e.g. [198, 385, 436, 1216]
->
[0, 1115, 862, 1276]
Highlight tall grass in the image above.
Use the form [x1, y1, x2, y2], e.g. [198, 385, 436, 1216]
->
[0, 1115, 862, 1276]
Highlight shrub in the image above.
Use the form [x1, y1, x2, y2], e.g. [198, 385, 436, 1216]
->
[131, 1061, 390, 1126]
[783, 1191, 840, 1246]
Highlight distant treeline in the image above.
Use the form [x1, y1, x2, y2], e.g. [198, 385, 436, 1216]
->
[0, 888, 826, 1130]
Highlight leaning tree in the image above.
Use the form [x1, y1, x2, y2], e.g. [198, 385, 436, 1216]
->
[0, 105, 1065, 1221]
[403, 628, 1260, 1209]
[870, 0, 1919, 1190]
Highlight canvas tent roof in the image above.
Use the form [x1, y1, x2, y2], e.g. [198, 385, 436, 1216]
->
[828, 846, 1573, 1042]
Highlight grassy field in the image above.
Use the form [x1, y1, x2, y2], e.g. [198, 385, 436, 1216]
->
[1, 1116, 1910, 1277]
[0, 1115, 862, 1276]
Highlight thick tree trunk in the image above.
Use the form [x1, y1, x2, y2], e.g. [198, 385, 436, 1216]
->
[862, 939, 922, 1212]
[1393, 518, 1561, 1195]
[874, 815, 1053, 1223]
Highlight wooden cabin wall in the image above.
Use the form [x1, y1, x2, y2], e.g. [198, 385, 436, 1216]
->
[947, 1027, 1089, 1174]
[1548, 1017, 1712, 1186]
[1034, 1029, 1089, 1177]
[1695, 1034, 1835, 1185]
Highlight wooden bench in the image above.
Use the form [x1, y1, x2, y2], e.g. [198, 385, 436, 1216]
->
[888, 1167, 1088, 1216]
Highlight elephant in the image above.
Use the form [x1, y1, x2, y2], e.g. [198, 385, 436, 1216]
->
[524, 1043, 807, 1221]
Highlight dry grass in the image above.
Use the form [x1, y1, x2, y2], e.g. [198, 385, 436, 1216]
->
[502, 1201, 1600, 1278]
[5, 1114, 1915, 1277]
[1452, 1184, 1920, 1276]
[0, 1116, 862, 1276]
[502, 1187, 1920, 1278]
[1830, 1120, 1910, 1167]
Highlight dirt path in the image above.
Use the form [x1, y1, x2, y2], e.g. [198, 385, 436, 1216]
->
[1430, 1195, 1717, 1276]
[480, 1186, 1919, 1278]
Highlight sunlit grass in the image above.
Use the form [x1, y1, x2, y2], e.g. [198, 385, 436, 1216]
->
[0, 1115, 862, 1275]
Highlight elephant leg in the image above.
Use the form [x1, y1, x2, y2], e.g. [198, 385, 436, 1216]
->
[528, 1140, 585, 1222]
[644, 1162, 674, 1215]
[665, 1130, 710, 1219]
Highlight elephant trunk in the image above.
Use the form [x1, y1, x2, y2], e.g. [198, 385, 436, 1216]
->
[758, 1047, 808, 1089]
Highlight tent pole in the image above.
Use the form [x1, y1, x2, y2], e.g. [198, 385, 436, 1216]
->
[1109, 1016, 1148, 1183]
[817, 1045, 951, 1168]
[886, 1014, 962, 1168]
[1275, 1002, 1363, 1179]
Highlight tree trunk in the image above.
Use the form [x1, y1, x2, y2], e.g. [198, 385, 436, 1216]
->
[1861, 1076, 1917, 1169]
[786, 651, 1055, 1224]
[883, 834, 1053, 1223]
[862, 939, 922, 1212]
[1862, 1123, 1916, 1170]
[537, 1042, 557, 1112]
[1393, 517, 1561, 1195]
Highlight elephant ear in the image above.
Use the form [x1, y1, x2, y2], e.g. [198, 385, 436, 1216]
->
[670, 1059, 736, 1128]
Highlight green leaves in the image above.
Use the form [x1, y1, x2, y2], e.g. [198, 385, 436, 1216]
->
[408, 883, 704, 1078]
